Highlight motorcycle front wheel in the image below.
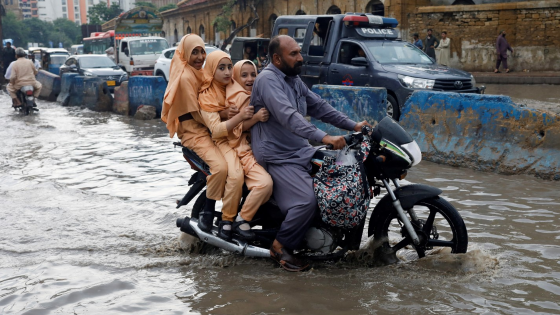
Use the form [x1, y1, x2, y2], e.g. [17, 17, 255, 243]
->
[368, 196, 468, 259]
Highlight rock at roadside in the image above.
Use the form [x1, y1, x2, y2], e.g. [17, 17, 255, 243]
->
[113, 81, 129, 115]
[134, 105, 157, 120]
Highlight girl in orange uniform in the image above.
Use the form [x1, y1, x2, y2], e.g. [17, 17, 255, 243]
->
[198, 52, 272, 241]
[161, 34, 228, 233]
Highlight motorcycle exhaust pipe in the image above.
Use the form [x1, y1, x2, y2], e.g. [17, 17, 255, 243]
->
[187, 218, 270, 258]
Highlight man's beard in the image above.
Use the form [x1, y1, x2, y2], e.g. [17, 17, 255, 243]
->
[279, 57, 303, 76]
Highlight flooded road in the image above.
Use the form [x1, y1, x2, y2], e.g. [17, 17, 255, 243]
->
[1, 93, 559, 314]
[484, 84, 560, 113]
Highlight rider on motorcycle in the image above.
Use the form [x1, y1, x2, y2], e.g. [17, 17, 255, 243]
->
[7, 48, 42, 107]
[250, 35, 371, 271]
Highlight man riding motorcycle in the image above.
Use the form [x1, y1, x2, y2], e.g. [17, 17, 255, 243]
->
[250, 35, 370, 271]
[7, 48, 42, 107]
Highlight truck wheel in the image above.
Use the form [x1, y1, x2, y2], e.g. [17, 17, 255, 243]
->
[386, 94, 400, 121]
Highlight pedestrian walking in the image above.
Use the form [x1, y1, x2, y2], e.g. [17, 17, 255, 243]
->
[495, 30, 513, 73]
[412, 33, 423, 50]
[436, 31, 451, 66]
[424, 29, 439, 61]
[1, 42, 17, 76]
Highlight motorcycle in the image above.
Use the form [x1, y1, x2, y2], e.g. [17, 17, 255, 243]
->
[175, 117, 468, 262]
[14, 86, 38, 115]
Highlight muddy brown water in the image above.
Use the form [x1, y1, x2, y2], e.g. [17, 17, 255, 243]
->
[1, 93, 559, 314]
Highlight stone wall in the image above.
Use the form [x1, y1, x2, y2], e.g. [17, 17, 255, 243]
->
[408, 1, 560, 71]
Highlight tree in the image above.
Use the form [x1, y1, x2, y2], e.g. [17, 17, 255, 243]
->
[88, 2, 122, 25]
[2, 11, 29, 47]
[53, 18, 82, 44]
[213, 0, 260, 51]
[134, 2, 157, 10]
[158, 3, 177, 12]
[25, 18, 52, 47]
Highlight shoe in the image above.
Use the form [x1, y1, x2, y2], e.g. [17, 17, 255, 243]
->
[506, 69, 510, 73]
[270, 247, 310, 272]
[217, 220, 232, 241]
[232, 219, 256, 241]
[197, 210, 214, 233]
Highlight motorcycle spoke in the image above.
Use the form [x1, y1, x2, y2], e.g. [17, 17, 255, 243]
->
[427, 239, 455, 247]
[422, 209, 436, 235]
[392, 237, 412, 252]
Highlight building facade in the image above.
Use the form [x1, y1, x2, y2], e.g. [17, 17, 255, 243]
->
[37, 0, 105, 23]
[3, 0, 24, 19]
[160, 0, 560, 71]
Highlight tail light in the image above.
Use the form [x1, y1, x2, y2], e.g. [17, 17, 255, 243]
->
[130, 60, 134, 65]
[25, 90, 33, 96]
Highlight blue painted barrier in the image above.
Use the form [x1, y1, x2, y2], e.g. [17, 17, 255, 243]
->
[310, 85, 387, 136]
[400, 91, 560, 180]
[57, 73, 79, 105]
[128, 76, 167, 117]
[36, 70, 61, 102]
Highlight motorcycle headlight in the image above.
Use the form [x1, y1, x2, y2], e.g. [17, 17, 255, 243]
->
[398, 75, 435, 89]
[83, 71, 94, 76]
[470, 74, 476, 87]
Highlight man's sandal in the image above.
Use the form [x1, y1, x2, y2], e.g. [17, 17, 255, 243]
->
[270, 247, 310, 272]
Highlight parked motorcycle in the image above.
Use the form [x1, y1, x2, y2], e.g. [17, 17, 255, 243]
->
[14, 86, 38, 115]
[175, 117, 468, 262]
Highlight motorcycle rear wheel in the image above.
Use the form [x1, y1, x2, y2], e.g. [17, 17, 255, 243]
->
[368, 196, 468, 260]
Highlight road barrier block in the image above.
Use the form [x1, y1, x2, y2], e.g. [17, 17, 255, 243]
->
[57, 73, 79, 105]
[128, 76, 166, 117]
[36, 70, 61, 102]
[400, 91, 560, 180]
[311, 85, 387, 136]
[113, 81, 129, 115]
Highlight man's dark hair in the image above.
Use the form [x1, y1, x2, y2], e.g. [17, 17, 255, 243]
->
[427, 28, 433, 32]
[413, 33, 419, 37]
[268, 35, 282, 59]
[442, 31, 447, 35]
[6, 42, 11, 46]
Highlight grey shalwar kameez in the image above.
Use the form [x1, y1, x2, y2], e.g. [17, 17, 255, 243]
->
[250, 64, 356, 249]
[424, 35, 439, 60]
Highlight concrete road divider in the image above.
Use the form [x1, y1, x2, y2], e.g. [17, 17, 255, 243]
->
[128, 76, 166, 117]
[113, 81, 129, 115]
[57, 75, 113, 111]
[400, 91, 560, 180]
[36, 70, 61, 102]
[311, 85, 387, 136]
[58, 73, 79, 106]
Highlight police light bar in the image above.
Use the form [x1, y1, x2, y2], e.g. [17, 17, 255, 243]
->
[343, 14, 398, 28]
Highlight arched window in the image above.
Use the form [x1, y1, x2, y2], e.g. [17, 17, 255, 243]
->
[269, 14, 278, 35]
[295, 10, 306, 15]
[326, 5, 341, 14]
[174, 28, 178, 43]
[366, 0, 384, 16]
[247, 17, 256, 37]
[186, 26, 191, 34]
[199, 24, 205, 41]
[214, 23, 220, 46]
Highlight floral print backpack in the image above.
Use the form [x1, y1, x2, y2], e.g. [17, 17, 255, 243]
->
[313, 140, 372, 229]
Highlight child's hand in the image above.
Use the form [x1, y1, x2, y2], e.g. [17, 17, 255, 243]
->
[256, 108, 269, 122]
[241, 106, 254, 120]
[227, 106, 240, 120]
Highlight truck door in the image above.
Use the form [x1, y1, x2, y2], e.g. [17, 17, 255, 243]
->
[328, 41, 371, 87]
[119, 41, 130, 72]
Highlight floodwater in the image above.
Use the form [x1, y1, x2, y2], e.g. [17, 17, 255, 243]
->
[1, 93, 559, 315]
[484, 84, 560, 114]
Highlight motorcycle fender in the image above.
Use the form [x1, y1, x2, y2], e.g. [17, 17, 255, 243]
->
[393, 184, 442, 209]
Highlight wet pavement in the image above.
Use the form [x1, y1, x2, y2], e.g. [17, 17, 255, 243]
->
[484, 84, 560, 114]
[1, 93, 559, 314]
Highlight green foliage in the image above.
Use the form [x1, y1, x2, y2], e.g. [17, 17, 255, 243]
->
[2, 11, 82, 48]
[134, 2, 157, 10]
[3, 11, 30, 47]
[88, 2, 123, 25]
[213, 0, 235, 34]
[158, 3, 177, 12]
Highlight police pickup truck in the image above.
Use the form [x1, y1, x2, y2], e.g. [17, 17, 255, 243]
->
[272, 13, 484, 119]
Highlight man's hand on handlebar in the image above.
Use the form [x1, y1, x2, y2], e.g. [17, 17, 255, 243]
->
[354, 120, 372, 132]
[322, 135, 346, 150]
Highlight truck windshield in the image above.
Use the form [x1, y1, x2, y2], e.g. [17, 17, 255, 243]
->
[365, 42, 433, 65]
[130, 39, 169, 55]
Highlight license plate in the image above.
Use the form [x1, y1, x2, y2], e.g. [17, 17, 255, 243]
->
[107, 81, 116, 86]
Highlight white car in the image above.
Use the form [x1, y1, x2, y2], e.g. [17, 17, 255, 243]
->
[154, 45, 220, 81]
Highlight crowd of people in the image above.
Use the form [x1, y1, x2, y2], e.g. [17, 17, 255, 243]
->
[162, 34, 368, 271]
[412, 28, 513, 72]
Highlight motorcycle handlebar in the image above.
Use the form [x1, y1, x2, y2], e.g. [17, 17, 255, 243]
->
[325, 133, 360, 150]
